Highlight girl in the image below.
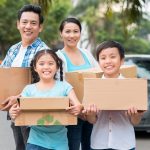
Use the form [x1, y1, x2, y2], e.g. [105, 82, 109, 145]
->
[84, 41, 144, 150]
[56, 17, 99, 150]
[9, 49, 83, 150]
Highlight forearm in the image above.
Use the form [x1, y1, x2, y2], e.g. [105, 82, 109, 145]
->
[130, 113, 143, 125]
[86, 114, 97, 124]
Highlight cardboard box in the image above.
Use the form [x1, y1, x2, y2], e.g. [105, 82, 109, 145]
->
[65, 65, 137, 103]
[0, 65, 136, 109]
[120, 65, 137, 78]
[19, 97, 69, 111]
[0, 67, 31, 109]
[83, 78, 147, 110]
[15, 97, 77, 126]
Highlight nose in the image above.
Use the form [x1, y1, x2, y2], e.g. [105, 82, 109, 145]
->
[69, 32, 75, 37]
[43, 64, 50, 69]
[25, 22, 32, 28]
[105, 58, 111, 63]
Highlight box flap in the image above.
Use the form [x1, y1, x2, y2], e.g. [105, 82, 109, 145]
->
[19, 97, 69, 111]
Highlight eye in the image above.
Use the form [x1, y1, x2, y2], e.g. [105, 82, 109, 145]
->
[111, 55, 116, 59]
[39, 62, 44, 66]
[65, 30, 70, 33]
[49, 62, 54, 66]
[31, 21, 37, 25]
[100, 57, 105, 60]
[22, 21, 27, 24]
[74, 30, 79, 33]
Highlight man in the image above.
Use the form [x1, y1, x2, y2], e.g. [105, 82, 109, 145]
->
[1, 4, 48, 150]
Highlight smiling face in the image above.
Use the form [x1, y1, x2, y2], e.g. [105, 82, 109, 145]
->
[60, 22, 81, 49]
[99, 47, 124, 78]
[34, 54, 58, 81]
[17, 11, 43, 47]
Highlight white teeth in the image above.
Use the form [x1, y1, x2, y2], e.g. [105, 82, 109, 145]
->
[105, 66, 112, 69]
[43, 71, 50, 75]
[25, 31, 32, 35]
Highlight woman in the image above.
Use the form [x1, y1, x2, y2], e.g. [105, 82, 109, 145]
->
[56, 17, 99, 150]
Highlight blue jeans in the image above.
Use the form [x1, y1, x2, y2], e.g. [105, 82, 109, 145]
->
[91, 148, 135, 150]
[11, 122, 30, 150]
[67, 118, 93, 150]
[26, 143, 52, 150]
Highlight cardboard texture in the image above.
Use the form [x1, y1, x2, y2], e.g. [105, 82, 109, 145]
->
[19, 97, 69, 111]
[0, 67, 31, 109]
[83, 78, 147, 110]
[65, 65, 137, 103]
[15, 97, 77, 126]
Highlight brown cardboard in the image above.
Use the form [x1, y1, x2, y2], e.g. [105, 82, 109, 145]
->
[15, 97, 77, 126]
[19, 97, 69, 111]
[120, 65, 137, 78]
[65, 65, 137, 103]
[0, 65, 136, 109]
[0, 67, 31, 109]
[83, 78, 147, 110]
[15, 111, 77, 126]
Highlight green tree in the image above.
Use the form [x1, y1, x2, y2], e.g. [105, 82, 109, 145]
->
[40, 0, 72, 49]
[0, 0, 29, 57]
[71, 0, 150, 54]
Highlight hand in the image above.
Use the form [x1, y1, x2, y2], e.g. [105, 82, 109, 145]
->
[9, 104, 20, 120]
[125, 107, 145, 117]
[66, 104, 83, 116]
[125, 107, 145, 125]
[82, 104, 98, 116]
[1, 95, 21, 111]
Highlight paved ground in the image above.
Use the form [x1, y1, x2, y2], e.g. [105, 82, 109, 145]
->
[0, 111, 15, 150]
[0, 111, 150, 150]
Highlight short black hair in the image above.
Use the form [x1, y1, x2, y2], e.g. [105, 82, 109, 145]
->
[59, 17, 82, 32]
[96, 40, 125, 61]
[18, 4, 44, 24]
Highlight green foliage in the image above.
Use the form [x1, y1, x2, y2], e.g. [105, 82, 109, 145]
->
[31, 0, 52, 15]
[0, 0, 7, 6]
[0, 0, 30, 57]
[72, 0, 150, 54]
[40, 0, 72, 48]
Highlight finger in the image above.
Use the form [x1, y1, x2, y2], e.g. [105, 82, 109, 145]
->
[1, 103, 11, 111]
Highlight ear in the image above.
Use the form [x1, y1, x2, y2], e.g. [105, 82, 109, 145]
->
[39, 24, 43, 33]
[17, 21, 20, 30]
[121, 58, 124, 66]
[59, 32, 62, 38]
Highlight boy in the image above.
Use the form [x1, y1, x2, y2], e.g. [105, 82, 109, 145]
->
[84, 40, 144, 150]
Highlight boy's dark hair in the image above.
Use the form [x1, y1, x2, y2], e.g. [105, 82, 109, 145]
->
[18, 4, 44, 24]
[96, 40, 125, 61]
[59, 17, 82, 32]
[30, 49, 63, 83]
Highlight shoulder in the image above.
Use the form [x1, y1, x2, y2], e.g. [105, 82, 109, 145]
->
[56, 49, 66, 61]
[56, 80, 72, 87]
[55, 80, 73, 96]
[7, 42, 21, 52]
[21, 84, 36, 96]
[56, 49, 63, 56]
[33, 38, 49, 49]
[79, 48, 93, 57]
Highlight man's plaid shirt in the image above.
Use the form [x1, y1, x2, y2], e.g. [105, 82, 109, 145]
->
[1, 38, 48, 67]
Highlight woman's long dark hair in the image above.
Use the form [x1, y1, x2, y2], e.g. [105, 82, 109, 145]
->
[30, 49, 63, 83]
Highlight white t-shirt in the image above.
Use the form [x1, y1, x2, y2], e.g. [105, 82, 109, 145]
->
[11, 45, 27, 67]
[91, 74, 135, 150]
